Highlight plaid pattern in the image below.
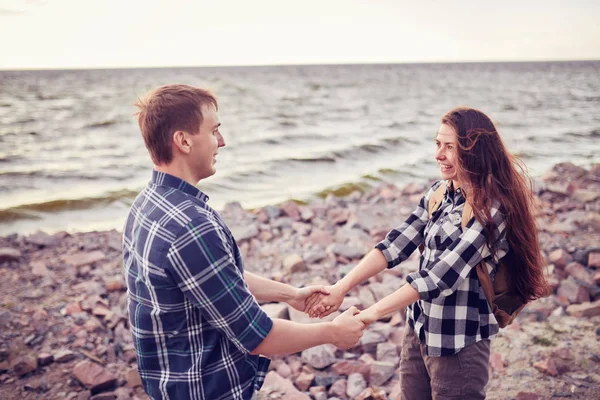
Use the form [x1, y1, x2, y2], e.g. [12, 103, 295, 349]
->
[122, 170, 273, 400]
[375, 180, 508, 356]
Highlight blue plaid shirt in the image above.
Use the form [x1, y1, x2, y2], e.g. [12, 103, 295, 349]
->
[376, 180, 508, 356]
[122, 171, 273, 400]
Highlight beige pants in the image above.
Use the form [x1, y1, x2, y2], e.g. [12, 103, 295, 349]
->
[400, 328, 491, 400]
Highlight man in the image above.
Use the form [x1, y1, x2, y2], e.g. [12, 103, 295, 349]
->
[122, 84, 365, 400]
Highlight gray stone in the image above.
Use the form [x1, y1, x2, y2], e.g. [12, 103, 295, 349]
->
[369, 361, 395, 386]
[301, 345, 337, 369]
[346, 372, 367, 398]
[230, 224, 259, 243]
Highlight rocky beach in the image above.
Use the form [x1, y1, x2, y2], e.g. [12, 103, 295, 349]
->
[0, 161, 599, 400]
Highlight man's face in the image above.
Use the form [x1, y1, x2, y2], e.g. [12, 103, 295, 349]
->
[435, 123, 460, 183]
[189, 104, 225, 181]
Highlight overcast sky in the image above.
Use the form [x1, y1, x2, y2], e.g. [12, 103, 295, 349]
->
[1, 0, 599, 70]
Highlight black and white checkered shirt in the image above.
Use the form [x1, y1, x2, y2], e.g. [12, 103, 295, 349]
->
[375, 180, 508, 356]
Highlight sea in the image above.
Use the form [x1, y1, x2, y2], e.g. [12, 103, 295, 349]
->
[1, 61, 599, 236]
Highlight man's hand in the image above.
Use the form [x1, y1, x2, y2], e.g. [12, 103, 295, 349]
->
[287, 285, 330, 312]
[330, 306, 365, 349]
[305, 283, 346, 318]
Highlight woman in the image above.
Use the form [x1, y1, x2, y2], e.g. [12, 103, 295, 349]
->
[305, 107, 549, 399]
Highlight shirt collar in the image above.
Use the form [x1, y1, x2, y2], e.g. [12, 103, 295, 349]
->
[443, 180, 465, 199]
[151, 170, 210, 203]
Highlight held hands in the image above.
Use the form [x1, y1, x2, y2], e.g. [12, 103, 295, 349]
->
[288, 285, 331, 312]
[304, 283, 346, 318]
[331, 306, 366, 349]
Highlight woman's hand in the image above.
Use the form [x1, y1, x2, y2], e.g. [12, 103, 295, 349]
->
[305, 283, 346, 318]
[287, 285, 330, 312]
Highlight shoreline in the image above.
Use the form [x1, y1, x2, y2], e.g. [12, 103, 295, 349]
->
[0, 161, 599, 399]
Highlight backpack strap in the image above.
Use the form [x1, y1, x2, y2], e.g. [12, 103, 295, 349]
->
[427, 182, 447, 217]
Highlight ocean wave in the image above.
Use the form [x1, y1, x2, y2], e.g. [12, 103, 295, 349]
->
[0, 189, 139, 223]
[85, 120, 120, 128]
[565, 129, 600, 138]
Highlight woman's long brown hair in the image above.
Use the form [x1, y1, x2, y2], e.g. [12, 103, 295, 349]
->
[442, 107, 549, 301]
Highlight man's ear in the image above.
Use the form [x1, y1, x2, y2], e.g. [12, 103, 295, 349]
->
[173, 130, 191, 154]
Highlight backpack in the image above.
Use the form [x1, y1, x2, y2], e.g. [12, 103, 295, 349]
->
[425, 182, 527, 328]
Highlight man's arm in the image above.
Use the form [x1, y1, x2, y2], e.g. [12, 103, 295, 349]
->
[250, 307, 364, 356]
[244, 271, 329, 311]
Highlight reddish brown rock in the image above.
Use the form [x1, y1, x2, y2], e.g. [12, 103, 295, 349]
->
[283, 254, 306, 273]
[72, 360, 117, 393]
[566, 300, 600, 317]
[355, 387, 387, 400]
[125, 367, 142, 388]
[589, 251, 600, 268]
[10, 354, 37, 377]
[262, 371, 310, 400]
[62, 250, 106, 268]
[331, 360, 371, 377]
[557, 278, 590, 304]
[565, 262, 593, 283]
[533, 358, 559, 376]
[104, 277, 125, 292]
[489, 352, 505, 374]
[280, 201, 302, 221]
[294, 371, 314, 391]
[548, 249, 572, 269]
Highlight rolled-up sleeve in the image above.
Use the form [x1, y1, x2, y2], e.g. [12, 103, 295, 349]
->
[166, 217, 273, 354]
[375, 181, 442, 268]
[406, 203, 507, 300]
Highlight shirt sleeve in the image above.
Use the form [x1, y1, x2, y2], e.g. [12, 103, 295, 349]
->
[406, 201, 507, 301]
[165, 216, 273, 354]
[375, 181, 443, 268]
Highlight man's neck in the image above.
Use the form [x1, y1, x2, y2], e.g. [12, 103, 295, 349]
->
[154, 163, 199, 187]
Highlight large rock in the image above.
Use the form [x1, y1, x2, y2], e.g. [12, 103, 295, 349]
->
[331, 360, 371, 377]
[62, 251, 106, 268]
[556, 278, 590, 304]
[10, 354, 37, 377]
[376, 342, 399, 366]
[280, 201, 302, 221]
[0, 248, 21, 263]
[294, 371, 314, 391]
[72, 360, 117, 393]
[261, 303, 289, 320]
[566, 300, 600, 317]
[262, 371, 310, 400]
[547, 249, 572, 270]
[26, 231, 60, 247]
[369, 361, 395, 386]
[283, 254, 306, 273]
[346, 372, 367, 398]
[230, 224, 259, 243]
[301, 344, 337, 369]
[533, 358, 558, 377]
[328, 378, 347, 398]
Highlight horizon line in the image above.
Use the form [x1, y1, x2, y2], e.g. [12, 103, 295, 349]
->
[1, 58, 599, 73]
